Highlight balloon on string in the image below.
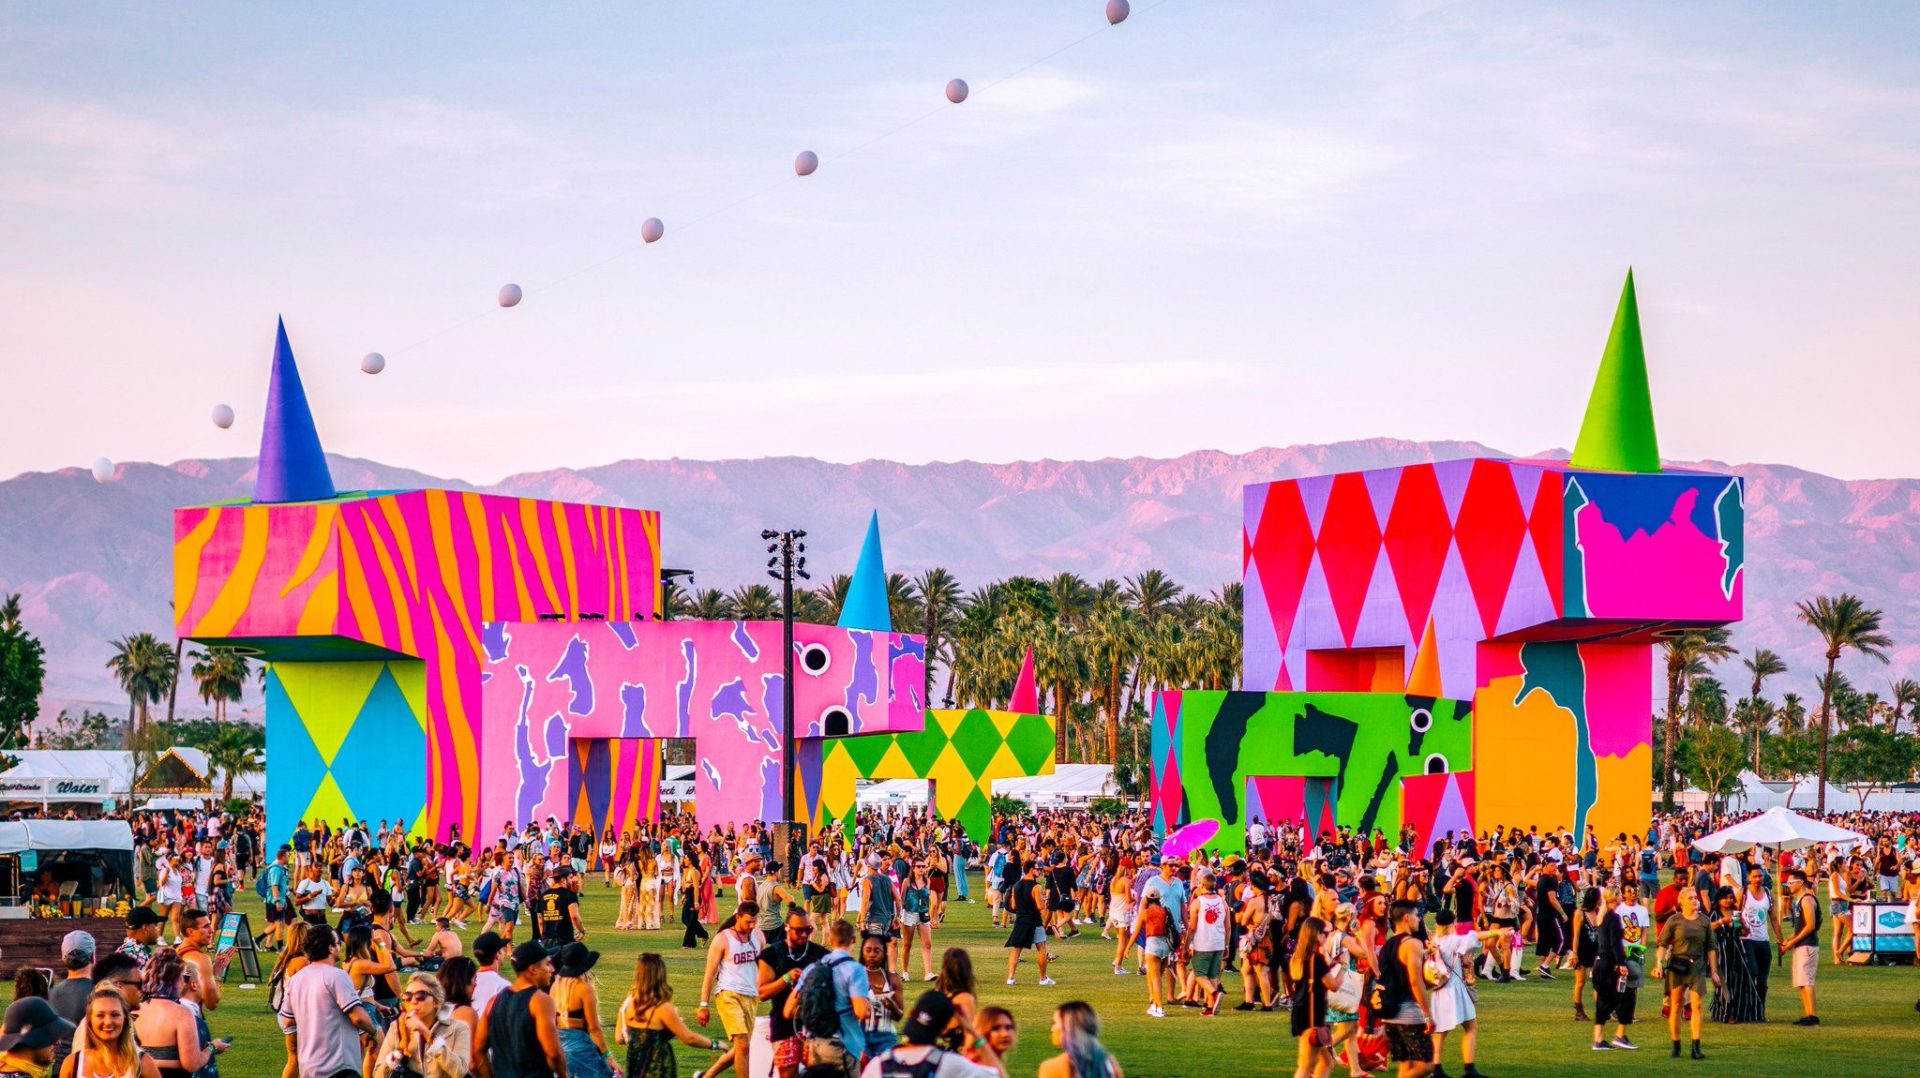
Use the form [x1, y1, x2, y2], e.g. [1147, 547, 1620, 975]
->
[1107, 0, 1130, 25]
[91, 458, 115, 484]
[795, 150, 819, 177]
[211, 404, 234, 430]
[361, 352, 386, 375]
[945, 78, 969, 104]
[642, 217, 665, 243]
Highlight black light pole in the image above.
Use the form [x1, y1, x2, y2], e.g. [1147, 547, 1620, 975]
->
[763, 528, 808, 882]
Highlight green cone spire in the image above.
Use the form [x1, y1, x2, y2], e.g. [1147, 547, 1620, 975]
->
[1570, 269, 1661, 473]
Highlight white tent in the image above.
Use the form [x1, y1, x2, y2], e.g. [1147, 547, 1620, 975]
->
[994, 764, 1117, 805]
[0, 747, 263, 803]
[1691, 806, 1869, 854]
[0, 819, 134, 854]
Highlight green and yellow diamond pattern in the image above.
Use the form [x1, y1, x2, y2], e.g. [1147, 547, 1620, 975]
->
[812, 708, 1056, 845]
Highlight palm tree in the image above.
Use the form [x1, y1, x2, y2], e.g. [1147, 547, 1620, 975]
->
[1796, 593, 1894, 811]
[659, 577, 694, 620]
[729, 584, 781, 621]
[105, 633, 175, 751]
[189, 648, 251, 722]
[1124, 570, 1184, 623]
[0, 594, 21, 632]
[1084, 602, 1143, 764]
[1659, 628, 1737, 811]
[1777, 693, 1807, 733]
[1890, 678, 1920, 733]
[687, 588, 734, 622]
[1742, 649, 1787, 708]
[884, 573, 923, 632]
[201, 723, 263, 804]
[915, 568, 964, 702]
[810, 576, 853, 624]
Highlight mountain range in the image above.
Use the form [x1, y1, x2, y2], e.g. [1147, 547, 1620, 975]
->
[4, 439, 1916, 719]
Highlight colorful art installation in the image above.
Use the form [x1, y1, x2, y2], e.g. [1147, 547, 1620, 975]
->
[177, 323, 662, 847]
[1154, 272, 1743, 853]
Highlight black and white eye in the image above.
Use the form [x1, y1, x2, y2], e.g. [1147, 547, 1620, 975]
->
[1410, 707, 1432, 733]
[1424, 753, 1448, 774]
[800, 643, 832, 676]
[821, 706, 852, 736]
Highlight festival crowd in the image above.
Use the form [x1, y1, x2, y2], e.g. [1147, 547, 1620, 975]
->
[3, 804, 1918, 1078]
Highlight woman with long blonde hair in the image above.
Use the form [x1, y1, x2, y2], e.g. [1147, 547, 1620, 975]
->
[60, 987, 159, 1078]
[614, 953, 724, 1077]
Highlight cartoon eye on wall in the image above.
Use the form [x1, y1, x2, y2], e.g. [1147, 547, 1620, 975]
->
[1410, 707, 1433, 733]
[821, 706, 852, 737]
[799, 643, 831, 676]
[1424, 753, 1448, 774]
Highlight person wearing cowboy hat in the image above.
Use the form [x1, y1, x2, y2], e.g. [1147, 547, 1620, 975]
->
[551, 942, 617, 1077]
[0, 998, 75, 1077]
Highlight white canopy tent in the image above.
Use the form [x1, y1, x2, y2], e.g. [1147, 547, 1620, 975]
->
[0, 747, 263, 804]
[1691, 806, 1869, 854]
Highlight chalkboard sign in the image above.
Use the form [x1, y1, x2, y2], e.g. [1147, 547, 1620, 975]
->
[215, 912, 261, 983]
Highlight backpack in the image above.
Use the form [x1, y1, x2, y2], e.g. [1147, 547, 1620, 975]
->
[255, 867, 272, 901]
[875, 1047, 945, 1078]
[1639, 849, 1657, 876]
[797, 953, 851, 1039]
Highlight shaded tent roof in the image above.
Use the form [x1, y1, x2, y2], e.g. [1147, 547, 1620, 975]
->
[136, 750, 212, 794]
[1, 747, 263, 799]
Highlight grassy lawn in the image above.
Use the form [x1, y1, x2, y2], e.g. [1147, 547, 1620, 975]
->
[13, 875, 1920, 1076]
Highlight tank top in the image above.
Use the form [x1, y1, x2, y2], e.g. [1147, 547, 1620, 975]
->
[715, 928, 764, 996]
[865, 877, 896, 925]
[487, 986, 554, 1078]
[1741, 890, 1772, 942]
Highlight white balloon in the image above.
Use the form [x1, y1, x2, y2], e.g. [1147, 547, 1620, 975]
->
[642, 217, 665, 244]
[91, 458, 114, 483]
[361, 352, 386, 375]
[211, 404, 234, 429]
[945, 78, 969, 104]
[499, 283, 523, 308]
[795, 150, 819, 177]
[1107, 0, 1130, 25]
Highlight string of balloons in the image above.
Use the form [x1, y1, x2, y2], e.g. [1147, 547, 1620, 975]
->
[120, 0, 1142, 482]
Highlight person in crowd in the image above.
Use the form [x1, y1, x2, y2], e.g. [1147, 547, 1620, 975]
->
[1004, 859, 1053, 987]
[9, 970, 49, 1004]
[88, 956, 145, 1032]
[1287, 916, 1335, 1078]
[859, 991, 1002, 1078]
[174, 910, 231, 1014]
[118, 908, 166, 971]
[260, 846, 295, 953]
[1377, 901, 1437, 1077]
[280, 925, 382, 1078]
[1427, 910, 1485, 1078]
[785, 919, 873, 1078]
[613, 953, 726, 1077]
[1, 998, 75, 1078]
[1654, 884, 1719, 1059]
[533, 866, 585, 950]
[758, 909, 828, 1078]
[679, 855, 709, 950]
[1036, 1001, 1120, 1078]
[371, 973, 471, 1078]
[59, 987, 159, 1078]
[133, 949, 213, 1077]
[695, 902, 765, 1078]
[438, 957, 483, 1042]
[49, 932, 96, 1026]
[296, 863, 335, 928]
[969, 1006, 1017, 1071]
[550, 943, 615, 1078]
[1782, 869, 1823, 1026]
[469, 933, 511, 1021]
[474, 942, 567, 1078]
[1184, 870, 1230, 1016]
[1134, 890, 1171, 1018]
[860, 934, 907, 1060]
[899, 862, 936, 981]
[1567, 886, 1601, 1021]
[1590, 884, 1639, 1052]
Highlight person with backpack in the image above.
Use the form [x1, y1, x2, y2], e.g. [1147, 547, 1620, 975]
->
[1376, 900, 1437, 1077]
[859, 991, 1000, 1078]
[785, 920, 872, 1078]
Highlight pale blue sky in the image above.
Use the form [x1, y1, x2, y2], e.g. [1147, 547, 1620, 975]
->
[4, 2, 1917, 482]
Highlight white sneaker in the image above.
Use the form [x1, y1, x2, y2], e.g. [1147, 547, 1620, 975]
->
[1147, 1005, 1164, 1018]
[1113, 965, 1126, 975]
[1006, 978, 1017, 986]
[1038, 977, 1057, 987]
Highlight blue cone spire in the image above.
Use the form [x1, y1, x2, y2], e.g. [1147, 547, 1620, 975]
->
[838, 511, 891, 632]
[252, 318, 336, 504]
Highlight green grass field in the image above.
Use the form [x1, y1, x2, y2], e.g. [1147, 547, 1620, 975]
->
[14, 877, 1920, 1076]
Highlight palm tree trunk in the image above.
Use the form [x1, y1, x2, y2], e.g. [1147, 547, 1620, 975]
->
[166, 645, 181, 727]
[1817, 653, 1837, 813]
[125, 693, 137, 752]
[1054, 682, 1071, 763]
[1105, 670, 1122, 764]
[1663, 657, 1684, 812]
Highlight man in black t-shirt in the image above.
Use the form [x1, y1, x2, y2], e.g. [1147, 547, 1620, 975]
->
[534, 864, 584, 949]
[756, 909, 828, 1078]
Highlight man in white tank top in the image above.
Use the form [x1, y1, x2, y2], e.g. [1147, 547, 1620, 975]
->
[1741, 868, 1781, 1014]
[697, 901, 766, 1078]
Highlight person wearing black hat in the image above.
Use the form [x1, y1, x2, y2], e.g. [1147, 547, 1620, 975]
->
[475, 941, 566, 1078]
[859, 991, 1000, 1078]
[0, 997, 75, 1076]
[552, 942, 615, 1077]
[534, 865, 585, 950]
[116, 907, 165, 971]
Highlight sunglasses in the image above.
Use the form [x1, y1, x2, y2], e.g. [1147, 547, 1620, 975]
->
[402, 991, 435, 1001]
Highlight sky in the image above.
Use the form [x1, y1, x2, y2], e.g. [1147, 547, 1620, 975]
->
[3, 2, 1918, 483]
